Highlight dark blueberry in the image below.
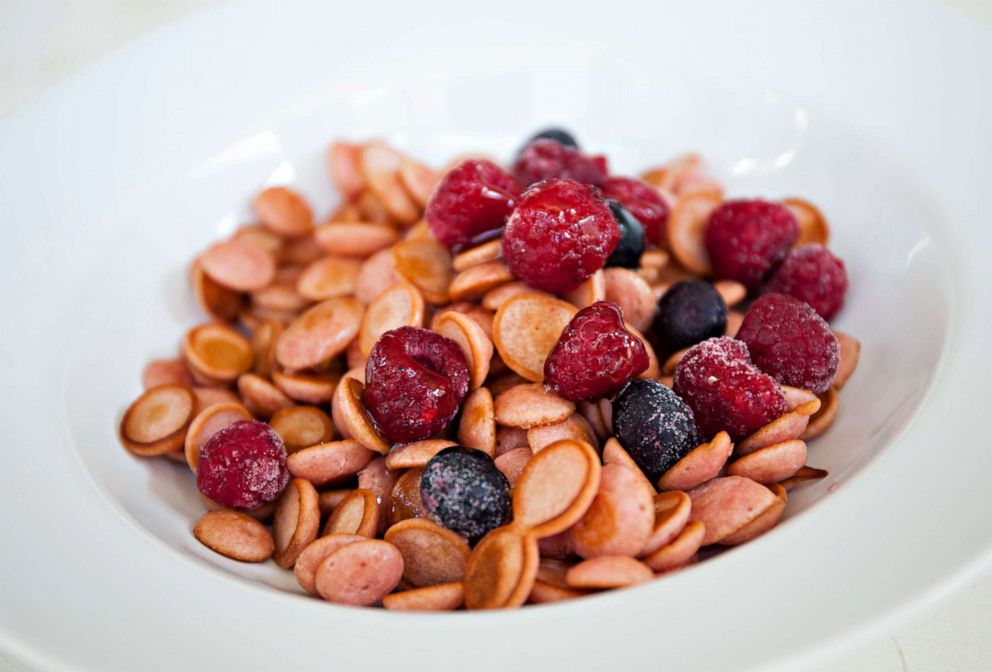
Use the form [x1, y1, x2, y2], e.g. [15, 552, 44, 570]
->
[613, 380, 698, 478]
[653, 280, 728, 352]
[605, 200, 645, 268]
[420, 447, 512, 542]
[523, 127, 579, 150]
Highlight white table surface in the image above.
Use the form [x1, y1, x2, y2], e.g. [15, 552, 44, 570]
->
[1, 1, 989, 670]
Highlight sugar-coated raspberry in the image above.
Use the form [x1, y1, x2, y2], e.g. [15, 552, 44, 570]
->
[764, 244, 848, 320]
[420, 447, 511, 541]
[544, 301, 649, 401]
[654, 279, 727, 352]
[196, 420, 290, 510]
[605, 200, 645, 268]
[613, 380, 698, 478]
[673, 337, 787, 440]
[735, 293, 840, 394]
[511, 139, 608, 187]
[364, 327, 470, 443]
[501, 178, 619, 294]
[425, 159, 521, 249]
[705, 199, 798, 290]
[600, 176, 670, 245]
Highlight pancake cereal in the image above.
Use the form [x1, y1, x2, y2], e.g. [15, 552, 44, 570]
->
[118, 128, 855, 609]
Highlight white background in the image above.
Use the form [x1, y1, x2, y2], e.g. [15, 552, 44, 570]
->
[0, 1, 989, 670]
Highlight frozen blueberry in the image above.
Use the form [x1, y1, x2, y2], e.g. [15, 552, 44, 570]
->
[654, 280, 728, 352]
[523, 127, 579, 150]
[605, 200, 645, 269]
[613, 380, 698, 478]
[420, 447, 512, 542]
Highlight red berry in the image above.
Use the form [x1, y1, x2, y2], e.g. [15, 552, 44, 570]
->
[764, 244, 848, 320]
[501, 178, 619, 294]
[512, 139, 608, 187]
[425, 159, 521, 249]
[673, 337, 787, 440]
[195, 420, 290, 510]
[600, 176, 670, 245]
[544, 301, 649, 401]
[364, 327, 470, 443]
[735, 293, 839, 394]
[704, 199, 798, 290]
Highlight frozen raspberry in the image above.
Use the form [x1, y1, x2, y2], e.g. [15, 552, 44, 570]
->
[613, 380, 698, 478]
[501, 178, 619, 294]
[512, 139, 608, 187]
[764, 244, 848, 320]
[704, 199, 798, 290]
[736, 293, 839, 394]
[425, 159, 521, 249]
[600, 176, 670, 245]
[674, 337, 787, 440]
[605, 200, 645, 268]
[544, 301, 649, 401]
[196, 420, 290, 510]
[364, 327, 470, 443]
[420, 447, 511, 541]
[654, 279, 727, 352]
[522, 127, 579, 149]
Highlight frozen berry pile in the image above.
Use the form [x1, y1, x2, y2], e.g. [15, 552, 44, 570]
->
[118, 128, 860, 611]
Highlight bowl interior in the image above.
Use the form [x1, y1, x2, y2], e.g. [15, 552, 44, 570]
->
[62, 64, 952, 594]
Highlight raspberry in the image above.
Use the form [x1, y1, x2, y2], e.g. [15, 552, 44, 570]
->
[364, 327, 470, 443]
[511, 139, 608, 187]
[420, 447, 512, 541]
[605, 200, 645, 269]
[600, 176, 670, 245]
[195, 420, 290, 509]
[425, 159, 521, 249]
[764, 244, 848, 320]
[501, 178, 619, 294]
[673, 337, 787, 440]
[613, 380, 698, 478]
[704, 199, 798, 290]
[736, 293, 840, 394]
[544, 301, 649, 401]
[654, 279, 727, 352]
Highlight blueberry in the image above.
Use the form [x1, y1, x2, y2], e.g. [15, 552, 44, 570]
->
[613, 380, 698, 478]
[605, 200, 645, 268]
[523, 127, 579, 150]
[420, 447, 511, 541]
[654, 280, 728, 352]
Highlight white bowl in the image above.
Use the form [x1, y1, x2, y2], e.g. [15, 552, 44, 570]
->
[1, 2, 990, 671]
